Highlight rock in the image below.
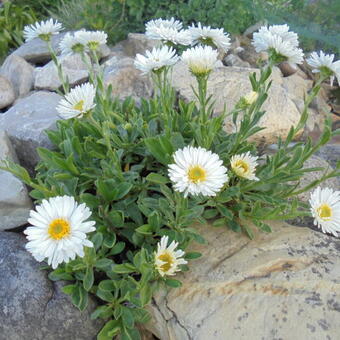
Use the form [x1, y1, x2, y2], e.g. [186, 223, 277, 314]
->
[0, 76, 15, 109]
[119, 33, 158, 57]
[0, 232, 103, 340]
[172, 62, 306, 144]
[279, 61, 298, 77]
[316, 144, 340, 170]
[146, 221, 340, 340]
[34, 54, 89, 91]
[0, 55, 34, 98]
[223, 54, 251, 68]
[296, 155, 339, 202]
[104, 56, 153, 101]
[12, 33, 67, 64]
[0, 91, 62, 171]
[243, 21, 267, 38]
[235, 36, 261, 67]
[0, 130, 32, 230]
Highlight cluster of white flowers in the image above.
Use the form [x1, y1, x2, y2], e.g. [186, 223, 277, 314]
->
[168, 146, 259, 197]
[252, 24, 303, 67]
[23, 18, 63, 42]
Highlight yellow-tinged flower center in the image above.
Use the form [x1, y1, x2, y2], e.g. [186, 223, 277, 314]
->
[88, 41, 99, 50]
[73, 100, 84, 111]
[158, 252, 174, 272]
[317, 204, 332, 221]
[234, 160, 249, 174]
[188, 165, 207, 183]
[48, 218, 71, 240]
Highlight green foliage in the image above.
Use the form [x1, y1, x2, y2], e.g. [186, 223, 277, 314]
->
[0, 1, 37, 61]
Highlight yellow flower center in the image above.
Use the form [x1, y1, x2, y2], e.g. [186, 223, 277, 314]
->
[158, 252, 174, 272]
[73, 100, 84, 111]
[188, 166, 207, 183]
[234, 160, 249, 174]
[48, 218, 71, 240]
[317, 204, 332, 221]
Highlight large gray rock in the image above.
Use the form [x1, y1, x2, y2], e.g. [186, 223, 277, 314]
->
[0, 130, 32, 230]
[146, 221, 340, 340]
[34, 54, 89, 91]
[0, 76, 15, 109]
[104, 56, 153, 101]
[12, 33, 67, 64]
[0, 91, 62, 171]
[316, 144, 340, 169]
[119, 33, 158, 57]
[0, 55, 34, 98]
[172, 62, 311, 144]
[0, 232, 103, 340]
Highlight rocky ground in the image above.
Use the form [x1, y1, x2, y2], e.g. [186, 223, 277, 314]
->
[0, 30, 339, 340]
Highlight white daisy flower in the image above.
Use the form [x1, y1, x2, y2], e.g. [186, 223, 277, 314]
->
[230, 152, 259, 181]
[168, 146, 229, 197]
[181, 45, 218, 76]
[76, 30, 108, 51]
[155, 236, 187, 277]
[146, 22, 192, 46]
[24, 196, 96, 269]
[189, 22, 231, 52]
[146, 17, 183, 32]
[57, 83, 96, 119]
[307, 51, 340, 86]
[23, 18, 63, 42]
[309, 187, 340, 237]
[59, 32, 86, 55]
[252, 25, 303, 67]
[134, 45, 179, 74]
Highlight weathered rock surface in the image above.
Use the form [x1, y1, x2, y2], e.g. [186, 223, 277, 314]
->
[146, 221, 340, 340]
[0, 55, 34, 98]
[34, 54, 89, 91]
[316, 144, 340, 170]
[172, 62, 311, 144]
[0, 75, 15, 109]
[119, 33, 158, 57]
[0, 232, 103, 340]
[0, 130, 32, 230]
[0, 91, 62, 171]
[11, 33, 67, 64]
[104, 56, 153, 101]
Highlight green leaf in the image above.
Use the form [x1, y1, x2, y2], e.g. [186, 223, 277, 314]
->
[217, 204, 234, 220]
[203, 208, 218, 219]
[140, 283, 153, 306]
[96, 179, 118, 201]
[184, 252, 202, 260]
[144, 135, 173, 165]
[96, 288, 115, 303]
[165, 278, 182, 288]
[146, 173, 169, 184]
[136, 224, 152, 235]
[72, 285, 88, 311]
[97, 320, 121, 340]
[212, 218, 226, 227]
[115, 182, 133, 200]
[121, 307, 134, 329]
[48, 269, 73, 281]
[83, 266, 94, 291]
[112, 263, 136, 274]
[90, 305, 112, 320]
[61, 284, 76, 295]
[121, 327, 141, 340]
[109, 241, 125, 255]
[98, 280, 115, 292]
[108, 210, 124, 227]
[103, 233, 116, 248]
[95, 258, 114, 270]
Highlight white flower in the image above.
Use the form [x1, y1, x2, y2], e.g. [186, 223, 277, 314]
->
[24, 196, 96, 269]
[252, 24, 303, 67]
[146, 17, 183, 32]
[145, 19, 192, 46]
[134, 45, 179, 74]
[76, 30, 108, 51]
[168, 146, 229, 197]
[59, 32, 85, 55]
[307, 51, 340, 86]
[243, 91, 259, 105]
[23, 18, 63, 42]
[181, 45, 218, 76]
[189, 22, 231, 52]
[57, 83, 96, 119]
[309, 187, 340, 237]
[230, 152, 259, 181]
[155, 236, 187, 277]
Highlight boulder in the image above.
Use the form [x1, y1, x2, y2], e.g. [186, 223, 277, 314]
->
[119, 33, 158, 57]
[0, 55, 34, 98]
[104, 56, 153, 101]
[146, 221, 340, 340]
[0, 91, 62, 171]
[0, 75, 15, 109]
[34, 54, 89, 91]
[0, 232, 103, 339]
[0, 130, 32, 230]
[172, 62, 307, 144]
[11, 33, 67, 64]
[316, 144, 340, 169]
[223, 54, 251, 68]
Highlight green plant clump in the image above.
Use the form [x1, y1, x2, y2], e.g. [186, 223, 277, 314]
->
[2, 19, 340, 340]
